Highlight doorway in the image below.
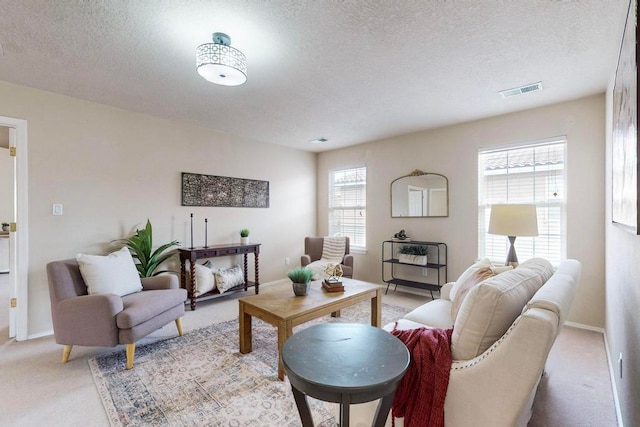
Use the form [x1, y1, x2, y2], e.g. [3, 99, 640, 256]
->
[0, 117, 28, 341]
[0, 128, 11, 341]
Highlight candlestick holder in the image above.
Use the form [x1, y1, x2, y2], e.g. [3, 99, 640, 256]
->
[189, 213, 194, 249]
[204, 218, 208, 248]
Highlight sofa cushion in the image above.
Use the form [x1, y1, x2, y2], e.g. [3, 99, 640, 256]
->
[451, 267, 544, 360]
[76, 247, 142, 297]
[450, 259, 496, 321]
[404, 299, 455, 329]
[518, 257, 555, 283]
[117, 288, 187, 329]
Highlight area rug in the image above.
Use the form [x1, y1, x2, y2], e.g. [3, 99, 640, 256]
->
[89, 301, 411, 426]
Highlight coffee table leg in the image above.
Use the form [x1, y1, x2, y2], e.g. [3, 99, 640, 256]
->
[371, 288, 382, 327]
[239, 303, 252, 354]
[291, 386, 314, 427]
[277, 320, 293, 380]
[372, 391, 395, 427]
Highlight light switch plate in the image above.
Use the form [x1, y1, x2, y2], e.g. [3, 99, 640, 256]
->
[52, 204, 63, 216]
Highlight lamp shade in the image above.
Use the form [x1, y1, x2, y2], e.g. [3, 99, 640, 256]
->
[196, 33, 247, 86]
[488, 204, 539, 237]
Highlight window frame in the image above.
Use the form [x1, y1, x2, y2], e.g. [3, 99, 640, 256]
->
[478, 137, 567, 267]
[328, 165, 367, 253]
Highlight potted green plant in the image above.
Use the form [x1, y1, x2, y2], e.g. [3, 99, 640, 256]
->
[287, 267, 314, 296]
[240, 228, 250, 245]
[115, 219, 179, 277]
[398, 245, 429, 265]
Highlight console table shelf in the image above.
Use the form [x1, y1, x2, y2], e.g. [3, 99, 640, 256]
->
[381, 240, 447, 298]
[178, 243, 261, 310]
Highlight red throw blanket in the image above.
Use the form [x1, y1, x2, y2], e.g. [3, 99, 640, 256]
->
[391, 325, 453, 427]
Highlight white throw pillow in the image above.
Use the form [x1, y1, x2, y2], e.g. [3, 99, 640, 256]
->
[214, 265, 244, 293]
[76, 247, 142, 296]
[449, 259, 495, 321]
[188, 261, 216, 296]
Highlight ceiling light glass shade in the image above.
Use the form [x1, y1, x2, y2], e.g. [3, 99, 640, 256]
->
[196, 33, 247, 86]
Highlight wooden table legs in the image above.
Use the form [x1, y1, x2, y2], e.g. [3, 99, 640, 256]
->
[239, 302, 252, 354]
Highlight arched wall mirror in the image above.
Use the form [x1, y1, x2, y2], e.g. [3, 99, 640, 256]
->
[391, 170, 449, 217]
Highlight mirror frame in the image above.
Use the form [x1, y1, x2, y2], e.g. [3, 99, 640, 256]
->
[390, 170, 449, 218]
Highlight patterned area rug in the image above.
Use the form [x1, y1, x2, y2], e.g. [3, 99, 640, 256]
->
[89, 301, 411, 426]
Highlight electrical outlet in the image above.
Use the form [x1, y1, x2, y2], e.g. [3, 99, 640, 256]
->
[285, 257, 290, 265]
[422, 268, 428, 276]
[619, 353, 623, 379]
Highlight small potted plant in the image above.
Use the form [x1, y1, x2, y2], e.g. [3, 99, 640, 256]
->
[1, 223, 9, 232]
[240, 228, 250, 244]
[287, 267, 314, 296]
[398, 245, 429, 265]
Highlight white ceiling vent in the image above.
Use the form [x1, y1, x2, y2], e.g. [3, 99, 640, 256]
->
[499, 82, 543, 98]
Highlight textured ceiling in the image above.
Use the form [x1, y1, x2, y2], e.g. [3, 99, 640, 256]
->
[0, 0, 628, 152]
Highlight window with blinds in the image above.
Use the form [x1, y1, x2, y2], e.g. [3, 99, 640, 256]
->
[329, 166, 366, 250]
[478, 138, 566, 267]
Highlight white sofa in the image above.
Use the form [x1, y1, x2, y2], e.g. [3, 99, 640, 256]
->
[354, 258, 581, 427]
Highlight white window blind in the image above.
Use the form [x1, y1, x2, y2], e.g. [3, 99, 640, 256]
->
[478, 138, 566, 267]
[329, 166, 366, 250]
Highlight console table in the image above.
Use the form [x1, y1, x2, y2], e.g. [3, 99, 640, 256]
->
[178, 243, 260, 310]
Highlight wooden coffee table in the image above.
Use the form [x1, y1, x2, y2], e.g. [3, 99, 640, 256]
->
[238, 279, 382, 380]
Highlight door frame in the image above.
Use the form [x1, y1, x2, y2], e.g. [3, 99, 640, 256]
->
[1, 116, 28, 341]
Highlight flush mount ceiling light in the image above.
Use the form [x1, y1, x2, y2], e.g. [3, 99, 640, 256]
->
[499, 81, 543, 98]
[309, 138, 328, 144]
[196, 32, 247, 86]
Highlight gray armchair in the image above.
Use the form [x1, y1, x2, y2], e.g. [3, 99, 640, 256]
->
[300, 236, 354, 278]
[46, 258, 187, 369]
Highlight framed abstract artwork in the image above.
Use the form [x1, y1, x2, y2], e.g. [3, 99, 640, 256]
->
[181, 172, 269, 208]
[612, 0, 639, 234]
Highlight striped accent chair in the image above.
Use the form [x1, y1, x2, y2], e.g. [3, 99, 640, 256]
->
[300, 236, 353, 278]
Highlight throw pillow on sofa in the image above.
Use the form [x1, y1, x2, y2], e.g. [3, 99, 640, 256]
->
[450, 259, 496, 321]
[451, 266, 546, 360]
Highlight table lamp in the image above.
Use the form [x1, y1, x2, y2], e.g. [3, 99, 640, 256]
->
[488, 204, 539, 267]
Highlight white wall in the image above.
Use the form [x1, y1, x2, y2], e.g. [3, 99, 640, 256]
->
[318, 94, 606, 327]
[605, 56, 640, 427]
[0, 81, 317, 337]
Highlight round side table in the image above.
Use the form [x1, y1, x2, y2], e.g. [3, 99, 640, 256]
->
[282, 323, 409, 427]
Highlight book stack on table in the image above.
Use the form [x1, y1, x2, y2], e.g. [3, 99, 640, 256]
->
[322, 279, 344, 292]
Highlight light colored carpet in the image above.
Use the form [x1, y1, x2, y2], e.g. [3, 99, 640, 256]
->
[89, 301, 410, 426]
[0, 275, 618, 426]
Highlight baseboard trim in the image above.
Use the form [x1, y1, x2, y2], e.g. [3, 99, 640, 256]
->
[564, 321, 605, 334]
[602, 332, 625, 427]
[262, 278, 289, 287]
[27, 329, 54, 340]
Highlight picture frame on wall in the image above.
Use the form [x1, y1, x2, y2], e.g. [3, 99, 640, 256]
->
[612, 0, 639, 234]
[181, 172, 270, 208]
